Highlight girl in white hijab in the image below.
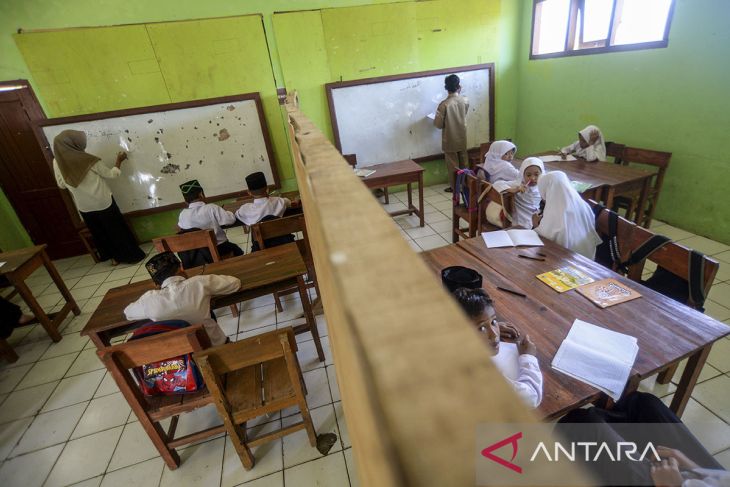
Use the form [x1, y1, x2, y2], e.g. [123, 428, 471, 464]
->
[477, 140, 519, 183]
[535, 171, 602, 259]
[496, 157, 545, 229]
[560, 125, 606, 162]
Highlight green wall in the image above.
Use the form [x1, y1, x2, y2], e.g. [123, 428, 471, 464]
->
[0, 0, 520, 247]
[514, 0, 730, 244]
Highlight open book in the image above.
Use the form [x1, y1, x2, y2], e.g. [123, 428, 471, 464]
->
[552, 319, 638, 401]
[540, 154, 577, 162]
[354, 168, 375, 178]
[482, 229, 544, 248]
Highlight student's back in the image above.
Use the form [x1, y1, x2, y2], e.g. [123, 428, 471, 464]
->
[236, 171, 291, 226]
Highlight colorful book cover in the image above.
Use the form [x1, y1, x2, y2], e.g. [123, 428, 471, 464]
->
[576, 278, 642, 308]
[536, 266, 594, 293]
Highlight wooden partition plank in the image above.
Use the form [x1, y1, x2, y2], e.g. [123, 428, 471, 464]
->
[284, 94, 588, 486]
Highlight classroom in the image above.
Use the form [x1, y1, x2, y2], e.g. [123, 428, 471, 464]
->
[0, 0, 729, 485]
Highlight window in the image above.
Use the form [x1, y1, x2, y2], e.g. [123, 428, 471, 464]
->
[531, 0, 675, 59]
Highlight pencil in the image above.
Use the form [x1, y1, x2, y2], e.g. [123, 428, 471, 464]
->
[496, 286, 527, 298]
[518, 254, 546, 262]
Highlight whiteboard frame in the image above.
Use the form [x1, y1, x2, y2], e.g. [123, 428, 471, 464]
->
[325, 63, 495, 163]
[33, 92, 280, 217]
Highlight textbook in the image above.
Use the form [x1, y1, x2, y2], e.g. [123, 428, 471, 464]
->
[539, 154, 577, 162]
[482, 229, 544, 248]
[552, 319, 638, 401]
[354, 168, 375, 178]
[537, 266, 594, 292]
[577, 278, 642, 308]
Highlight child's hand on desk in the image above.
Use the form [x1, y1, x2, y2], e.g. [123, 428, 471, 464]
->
[498, 322, 520, 341]
[517, 334, 536, 356]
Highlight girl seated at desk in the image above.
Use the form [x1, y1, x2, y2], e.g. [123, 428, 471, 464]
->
[476, 140, 519, 183]
[493, 157, 545, 230]
[560, 125, 606, 162]
[535, 171, 602, 259]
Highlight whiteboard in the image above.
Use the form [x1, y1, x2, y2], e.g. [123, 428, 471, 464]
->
[327, 65, 494, 167]
[39, 94, 278, 213]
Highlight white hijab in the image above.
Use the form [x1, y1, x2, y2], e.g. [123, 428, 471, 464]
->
[535, 171, 601, 259]
[574, 125, 606, 161]
[509, 157, 545, 229]
[481, 140, 519, 183]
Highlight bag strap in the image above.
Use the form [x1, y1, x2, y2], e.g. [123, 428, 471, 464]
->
[594, 205, 624, 269]
[623, 234, 672, 267]
[688, 250, 707, 309]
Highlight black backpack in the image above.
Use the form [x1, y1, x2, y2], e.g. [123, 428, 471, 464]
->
[592, 204, 625, 273]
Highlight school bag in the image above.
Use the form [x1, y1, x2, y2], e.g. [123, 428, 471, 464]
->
[592, 204, 626, 273]
[128, 320, 205, 396]
[623, 235, 708, 312]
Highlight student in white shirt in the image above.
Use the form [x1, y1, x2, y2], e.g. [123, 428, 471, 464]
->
[236, 171, 291, 226]
[476, 140, 519, 183]
[124, 252, 240, 346]
[53, 130, 144, 265]
[560, 125, 606, 161]
[496, 157, 545, 229]
[452, 287, 543, 408]
[535, 171, 602, 260]
[178, 179, 243, 258]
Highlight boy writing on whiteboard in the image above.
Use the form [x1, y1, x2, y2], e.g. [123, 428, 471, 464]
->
[178, 179, 243, 258]
[434, 74, 469, 193]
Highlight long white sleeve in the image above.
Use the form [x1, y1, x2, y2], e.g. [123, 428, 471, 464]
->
[210, 204, 236, 227]
[91, 161, 121, 179]
[508, 354, 544, 408]
[198, 274, 241, 296]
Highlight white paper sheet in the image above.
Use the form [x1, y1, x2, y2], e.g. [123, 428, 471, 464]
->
[482, 231, 515, 248]
[491, 342, 520, 381]
[552, 319, 638, 400]
[506, 229, 544, 247]
[426, 112, 436, 120]
[540, 155, 577, 162]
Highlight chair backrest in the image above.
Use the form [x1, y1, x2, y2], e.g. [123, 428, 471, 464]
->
[251, 214, 315, 273]
[153, 229, 221, 265]
[479, 142, 493, 166]
[589, 200, 637, 266]
[626, 225, 719, 309]
[343, 154, 357, 168]
[621, 147, 672, 191]
[195, 327, 297, 375]
[97, 324, 211, 408]
[605, 141, 625, 164]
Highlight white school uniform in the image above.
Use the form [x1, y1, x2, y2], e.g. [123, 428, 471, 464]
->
[178, 201, 236, 245]
[235, 196, 291, 226]
[561, 125, 607, 162]
[491, 347, 544, 408]
[535, 171, 602, 260]
[501, 157, 545, 229]
[124, 274, 240, 346]
[53, 159, 120, 212]
[476, 140, 519, 183]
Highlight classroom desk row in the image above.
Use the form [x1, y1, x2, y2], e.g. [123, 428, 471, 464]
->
[82, 243, 324, 361]
[420, 238, 728, 420]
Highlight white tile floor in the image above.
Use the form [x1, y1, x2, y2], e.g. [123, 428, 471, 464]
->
[0, 183, 728, 486]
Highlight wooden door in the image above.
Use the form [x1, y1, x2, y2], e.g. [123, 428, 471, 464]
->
[0, 80, 84, 259]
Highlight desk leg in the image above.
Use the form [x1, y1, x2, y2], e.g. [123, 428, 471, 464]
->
[298, 275, 325, 362]
[670, 345, 712, 417]
[14, 280, 62, 342]
[418, 173, 425, 227]
[604, 187, 616, 209]
[43, 251, 80, 316]
[407, 183, 413, 210]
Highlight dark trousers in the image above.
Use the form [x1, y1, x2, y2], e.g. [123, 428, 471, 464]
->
[557, 392, 722, 486]
[0, 297, 22, 339]
[217, 241, 243, 258]
[81, 199, 145, 264]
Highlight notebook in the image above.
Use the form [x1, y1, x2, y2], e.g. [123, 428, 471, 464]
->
[540, 155, 577, 162]
[537, 266, 594, 292]
[354, 168, 375, 178]
[577, 278, 642, 308]
[571, 181, 592, 193]
[552, 319, 638, 401]
[482, 229, 544, 248]
[491, 342, 520, 381]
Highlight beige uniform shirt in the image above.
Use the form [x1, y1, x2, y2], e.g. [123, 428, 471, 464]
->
[433, 93, 470, 153]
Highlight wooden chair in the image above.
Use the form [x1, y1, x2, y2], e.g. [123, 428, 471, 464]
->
[76, 223, 101, 263]
[344, 153, 388, 203]
[452, 171, 502, 242]
[97, 323, 224, 470]
[251, 214, 321, 316]
[590, 200, 637, 273]
[153, 229, 238, 317]
[613, 147, 672, 228]
[195, 327, 320, 470]
[605, 141, 626, 165]
[625, 225, 720, 384]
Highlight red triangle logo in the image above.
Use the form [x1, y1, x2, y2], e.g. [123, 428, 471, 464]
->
[481, 432, 523, 474]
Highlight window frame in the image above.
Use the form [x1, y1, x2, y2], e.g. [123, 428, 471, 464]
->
[529, 0, 676, 60]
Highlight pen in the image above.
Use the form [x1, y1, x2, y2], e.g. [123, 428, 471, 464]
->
[496, 286, 527, 298]
[518, 254, 546, 262]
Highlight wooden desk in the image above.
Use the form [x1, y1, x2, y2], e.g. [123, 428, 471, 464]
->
[422, 239, 728, 418]
[522, 152, 653, 219]
[82, 243, 324, 361]
[361, 160, 425, 227]
[0, 245, 80, 361]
